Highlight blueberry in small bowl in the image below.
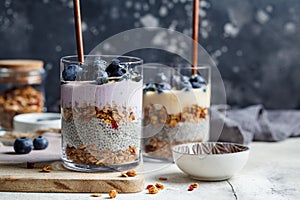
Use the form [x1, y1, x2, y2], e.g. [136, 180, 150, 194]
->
[13, 137, 33, 154]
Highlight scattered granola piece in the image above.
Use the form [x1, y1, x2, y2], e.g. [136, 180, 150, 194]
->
[188, 185, 194, 191]
[120, 172, 128, 178]
[126, 169, 137, 177]
[155, 182, 164, 190]
[5, 177, 17, 181]
[90, 193, 102, 197]
[158, 177, 168, 181]
[109, 189, 118, 198]
[128, 145, 137, 155]
[146, 184, 154, 189]
[129, 112, 135, 121]
[148, 185, 159, 194]
[40, 165, 51, 173]
[191, 183, 199, 188]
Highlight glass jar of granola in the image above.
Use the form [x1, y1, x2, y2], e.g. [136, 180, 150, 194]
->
[0, 60, 45, 131]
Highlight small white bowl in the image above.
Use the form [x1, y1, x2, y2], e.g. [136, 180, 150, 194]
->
[13, 113, 61, 132]
[172, 142, 250, 181]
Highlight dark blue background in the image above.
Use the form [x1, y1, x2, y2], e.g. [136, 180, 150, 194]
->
[0, 0, 299, 110]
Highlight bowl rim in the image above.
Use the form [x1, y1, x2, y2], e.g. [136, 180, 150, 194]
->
[13, 113, 61, 125]
[172, 142, 250, 156]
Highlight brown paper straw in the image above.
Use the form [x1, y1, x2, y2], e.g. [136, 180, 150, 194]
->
[73, 0, 84, 63]
[192, 0, 199, 75]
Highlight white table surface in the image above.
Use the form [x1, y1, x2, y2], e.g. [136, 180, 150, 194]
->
[1, 138, 300, 200]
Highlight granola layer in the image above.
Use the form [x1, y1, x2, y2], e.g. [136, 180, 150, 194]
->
[143, 104, 209, 159]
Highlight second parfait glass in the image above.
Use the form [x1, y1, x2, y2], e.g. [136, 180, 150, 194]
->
[142, 65, 211, 161]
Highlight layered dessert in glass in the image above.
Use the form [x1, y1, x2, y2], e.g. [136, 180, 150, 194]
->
[60, 55, 143, 172]
[142, 65, 210, 160]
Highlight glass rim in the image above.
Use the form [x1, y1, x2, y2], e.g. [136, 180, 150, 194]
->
[175, 65, 211, 70]
[143, 63, 211, 70]
[60, 55, 143, 65]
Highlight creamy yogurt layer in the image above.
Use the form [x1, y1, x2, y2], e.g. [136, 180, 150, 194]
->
[143, 85, 210, 115]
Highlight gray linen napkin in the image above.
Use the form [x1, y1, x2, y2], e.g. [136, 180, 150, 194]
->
[210, 105, 300, 145]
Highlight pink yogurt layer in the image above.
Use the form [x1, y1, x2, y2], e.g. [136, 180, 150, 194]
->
[61, 80, 143, 118]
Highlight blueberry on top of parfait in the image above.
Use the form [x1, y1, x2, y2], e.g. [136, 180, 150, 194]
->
[156, 82, 171, 93]
[62, 64, 80, 81]
[143, 83, 157, 93]
[189, 74, 206, 88]
[105, 58, 127, 78]
[96, 69, 109, 85]
[143, 82, 171, 93]
[110, 68, 127, 77]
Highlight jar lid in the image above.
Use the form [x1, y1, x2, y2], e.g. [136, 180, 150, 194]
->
[0, 59, 44, 84]
[0, 59, 44, 71]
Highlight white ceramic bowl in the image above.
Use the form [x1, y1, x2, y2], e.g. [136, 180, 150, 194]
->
[13, 113, 61, 132]
[172, 142, 250, 181]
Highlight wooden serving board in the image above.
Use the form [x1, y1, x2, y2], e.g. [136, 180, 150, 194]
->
[0, 161, 145, 193]
[0, 133, 144, 193]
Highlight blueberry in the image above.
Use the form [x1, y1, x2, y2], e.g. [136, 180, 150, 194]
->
[157, 82, 171, 90]
[62, 64, 80, 81]
[191, 82, 202, 88]
[156, 87, 164, 93]
[96, 70, 108, 85]
[189, 74, 206, 88]
[143, 83, 157, 93]
[33, 136, 49, 150]
[13, 137, 33, 154]
[155, 82, 171, 93]
[106, 59, 122, 76]
[96, 76, 108, 85]
[109, 68, 126, 77]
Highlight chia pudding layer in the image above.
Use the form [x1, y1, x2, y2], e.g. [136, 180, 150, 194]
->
[143, 86, 210, 160]
[61, 80, 143, 167]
